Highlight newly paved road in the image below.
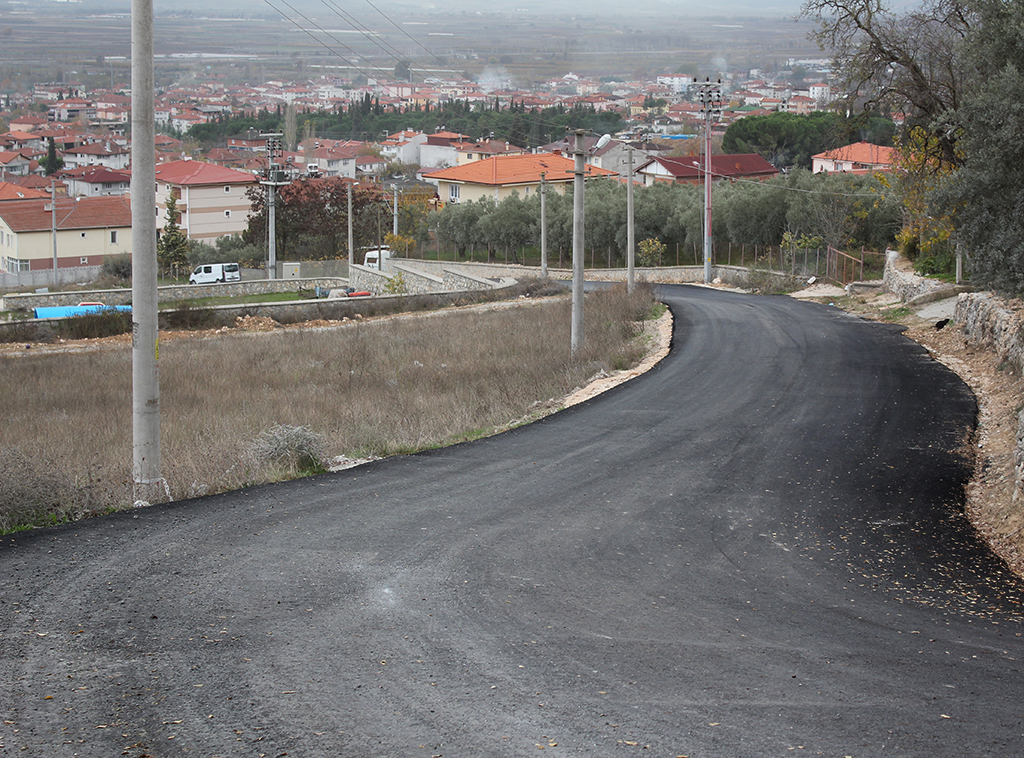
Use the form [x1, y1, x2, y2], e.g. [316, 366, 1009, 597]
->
[3, 284, 1024, 757]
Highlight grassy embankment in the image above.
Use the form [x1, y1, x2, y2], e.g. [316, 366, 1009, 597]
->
[0, 283, 661, 533]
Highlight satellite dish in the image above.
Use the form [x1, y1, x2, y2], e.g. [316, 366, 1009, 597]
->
[595, 133, 611, 150]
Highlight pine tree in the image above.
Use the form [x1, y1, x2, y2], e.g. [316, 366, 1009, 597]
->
[157, 192, 190, 273]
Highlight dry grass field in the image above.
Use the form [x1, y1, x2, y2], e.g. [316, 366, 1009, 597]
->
[0, 284, 659, 532]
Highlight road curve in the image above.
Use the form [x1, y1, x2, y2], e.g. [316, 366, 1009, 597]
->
[3, 284, 1024, 758]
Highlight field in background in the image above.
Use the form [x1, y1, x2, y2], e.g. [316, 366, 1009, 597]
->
[0, 284, 659, 532]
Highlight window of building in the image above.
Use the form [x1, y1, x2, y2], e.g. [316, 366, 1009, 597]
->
[110, 230, 118, 244]
[449, 184, 460, 203]
[80, 257, 88, 265]
[224, 210, 232, 218]
[80, 232, 87, 239]
[224, 186, 231, 193]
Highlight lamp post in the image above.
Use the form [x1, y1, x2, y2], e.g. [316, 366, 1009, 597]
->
[697, 79, 723, 284]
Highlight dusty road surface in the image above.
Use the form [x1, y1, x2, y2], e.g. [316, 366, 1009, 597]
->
[3, 284, 1024, 757]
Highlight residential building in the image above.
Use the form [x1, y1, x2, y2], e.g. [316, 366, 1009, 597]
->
[0, 195, 132, 273]
[812, 142, 894, 174]
[635, 154, 779, 186]
[154, 159, 257, 240]
[57, 166, 131, 197]
[423, 152, 618, 204]
[61, 142, 130, 170]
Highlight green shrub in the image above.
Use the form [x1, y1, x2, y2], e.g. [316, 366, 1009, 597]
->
[54, 308, 132, 340]
[99, 254, 132, 282]
[160, 301, 217, 330]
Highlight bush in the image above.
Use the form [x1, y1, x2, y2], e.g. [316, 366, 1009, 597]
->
[0, 448, 84, 532]
[247, 424, 328, 477]
[160, 301, 218, 330]
[99, 253, 132, 282]
[54, 308, 132, 340]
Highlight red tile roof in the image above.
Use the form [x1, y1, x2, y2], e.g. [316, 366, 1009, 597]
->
[0, 182, 48, 200]
[154, 159, 257, 186]
[428, 152, 618, 186]
[646, 153, 779, 181]
[813, 141, 894, 167]
[0, 195, 132, 233]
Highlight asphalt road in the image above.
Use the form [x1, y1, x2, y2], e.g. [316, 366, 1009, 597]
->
[4, 284, 1024, 758]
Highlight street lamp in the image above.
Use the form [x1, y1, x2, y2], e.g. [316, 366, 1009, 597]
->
[697, 79, 723, 283]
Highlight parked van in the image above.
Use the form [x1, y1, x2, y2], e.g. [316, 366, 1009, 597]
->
[189, 263, 241, 284]
[362, 248, 392, 271]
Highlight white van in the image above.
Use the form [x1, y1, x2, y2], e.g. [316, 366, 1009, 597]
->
[189, 263, 241, 284]
[362, 248, 392, 271]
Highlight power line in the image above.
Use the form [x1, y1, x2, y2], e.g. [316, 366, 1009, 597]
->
[361, 0, 458, 75]
[318, 0, 424, 79]
[263, 0, 395, 82]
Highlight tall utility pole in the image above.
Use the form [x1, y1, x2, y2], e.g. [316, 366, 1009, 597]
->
[50, 178, 57, 279]
[571, 130, 586, 355]
[626, 144, 635, 293]
[539, 172, 547, 279]
[260, 134, 286, 279]
[392, 184, 399, 237]
[131, 0, 161, 503]
[697, 79, 723, 284]
[347, 179, 355, 261]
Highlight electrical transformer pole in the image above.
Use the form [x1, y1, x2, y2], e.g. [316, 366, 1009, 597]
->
[698, 79, 723, 284]
[260, 134, 286, 280]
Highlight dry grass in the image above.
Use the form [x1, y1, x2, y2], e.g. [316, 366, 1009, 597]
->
[0, 284, 657, 531]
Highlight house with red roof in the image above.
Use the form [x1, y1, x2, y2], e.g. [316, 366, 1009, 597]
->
[62, 141, 130, 170]
[454, 139, 528, 165]
[56, 166, 131, 197]
[8, 114, 47, 133]
[154, 159, 257, 240]
[0, 195, 132, 273]
[423, 152, 618, 205]
[812, 142, 894, 174]
[635, 154, 779, 186]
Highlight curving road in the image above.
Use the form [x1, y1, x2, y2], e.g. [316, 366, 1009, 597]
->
[3, 284, 1024, 757]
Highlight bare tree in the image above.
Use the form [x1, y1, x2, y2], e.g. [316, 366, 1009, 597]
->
[801, 0, 975, 167]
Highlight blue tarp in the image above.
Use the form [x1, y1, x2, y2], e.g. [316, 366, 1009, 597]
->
[33, 305, 132, 320]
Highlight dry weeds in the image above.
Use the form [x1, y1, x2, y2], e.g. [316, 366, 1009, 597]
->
[0, 285, 659, 530]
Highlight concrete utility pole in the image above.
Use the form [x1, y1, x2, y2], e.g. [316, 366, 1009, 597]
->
[571, 130, 586, 355]
[392, 184, 399, 237]
[50, 178, 57, 280]
[131, 0, 162, 503]
[539, 172, 547, 279]
[260, 134, 286, 279]
[698, 79, 723, 284]
[347, 179, 355, 261]
[626, 144, 635, 293]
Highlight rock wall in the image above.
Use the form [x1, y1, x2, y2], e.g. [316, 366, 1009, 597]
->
[2, 278, 349, 312]
[952, 291, 1024, 510]
[882, 250, 949, 302]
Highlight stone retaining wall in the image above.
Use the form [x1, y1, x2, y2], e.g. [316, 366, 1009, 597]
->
[2, 278, 349, 312]
[882, 250, 949, 302]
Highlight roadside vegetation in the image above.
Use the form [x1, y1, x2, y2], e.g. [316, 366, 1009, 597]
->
[0, 283, 659, 533]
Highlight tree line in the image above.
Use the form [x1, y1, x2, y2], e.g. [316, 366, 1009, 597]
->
[230, 171, 900, 268]
[801, 0, 1024, 294]
[187, 99, 624, 152]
